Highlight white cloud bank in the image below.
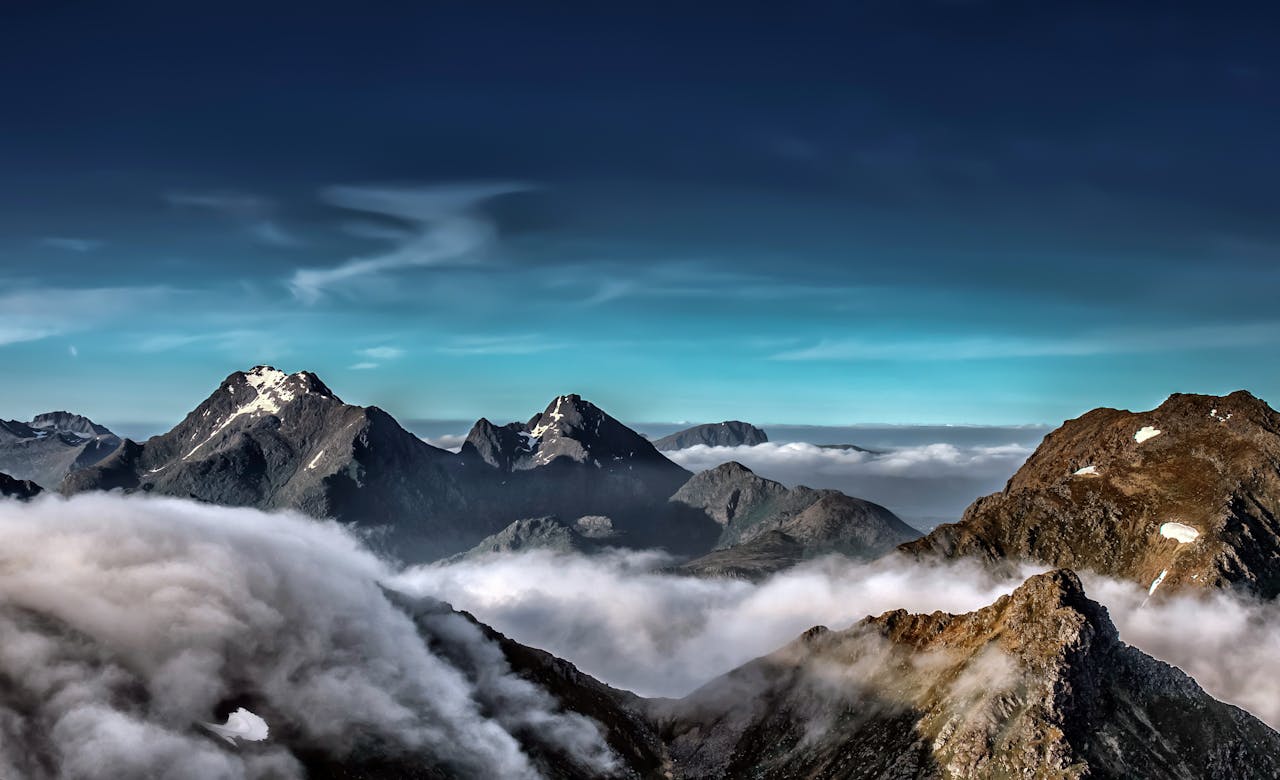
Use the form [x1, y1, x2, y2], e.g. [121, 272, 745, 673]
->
[667, 441, 1032, 529]
[0, 494, 614, 779]
[399, 550, 1280, 731]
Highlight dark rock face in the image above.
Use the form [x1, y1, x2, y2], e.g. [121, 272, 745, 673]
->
[669, 462, 918, 577]
[447, 515, 621, 561]
[654, 421, 768, 451]
[62, 366, 470, 559]
[459, 394, 713, 554]
[0, 412, 120, 489]
[0, 471, 41, 500]
[902, 390, 1280, 598]
[369, 592, 670, 780]
[653, 570, 1280, 779]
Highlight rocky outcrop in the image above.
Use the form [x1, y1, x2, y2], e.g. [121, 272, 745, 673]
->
[902, 391, 1280, 598]
[654, 422, 768, 451]
[654, 569, 1280, 778]
[670, 462, 917, 571]
[0, 471, 41, 500]
[447, 515, 622, 561]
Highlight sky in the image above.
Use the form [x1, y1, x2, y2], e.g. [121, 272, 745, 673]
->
[2, 2, 1278, 426]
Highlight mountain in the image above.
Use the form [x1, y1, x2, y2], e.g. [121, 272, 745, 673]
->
[902, 390, 1280, 598]
[446, 515, 621, 561]
[0, 411, 120, 488]
[62, 366, 471, 559]
[62, 370, 716, 561]
[672, 491, 920, 581]
[460, 395, 714, 553]
[652, 569, 1280, 779]
[671, 461, 915, 552]
[0, 471, 41, 500]
[653, 421, 768, 451]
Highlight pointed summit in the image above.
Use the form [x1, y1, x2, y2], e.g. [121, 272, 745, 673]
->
[63, 367, 471, 560]
[463, 393, 682, 474]
[660, 568, 1280, 778]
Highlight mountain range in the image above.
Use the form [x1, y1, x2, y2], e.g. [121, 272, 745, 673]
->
[11, 368, 1280, 776]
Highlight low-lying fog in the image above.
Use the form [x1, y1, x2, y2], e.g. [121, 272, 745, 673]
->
[4, 492, 1279, 780]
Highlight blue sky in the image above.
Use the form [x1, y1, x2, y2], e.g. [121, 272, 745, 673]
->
[2, 2, 1278, 426]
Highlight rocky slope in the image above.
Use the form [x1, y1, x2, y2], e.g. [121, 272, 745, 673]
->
[0, 411, 120, 488]
[446, 515, 621, 561]
[654, 421, 768, 451]
[671, 462, 915, 553]
[61, 366, 471, 559]
[0, 471, 41, 500]
[653, 569, 1280, 779]
[673, 489, 921, 581]
[902, 391, 1280, 598]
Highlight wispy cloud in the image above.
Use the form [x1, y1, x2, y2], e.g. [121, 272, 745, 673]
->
[437, 334, 566, 356]
[772, 323, 1280, 361]
[39, 237, 104, 252]
[358, 346, 405, 360]
[166, 190, 303, 248]
[349, 362, 379, 370]
[165, 190, 273, 217]
[0, 286, 173, 348]
[544, 263, 868, 308]
[288, 182, 532, 303]
[132, 329, 280, 357]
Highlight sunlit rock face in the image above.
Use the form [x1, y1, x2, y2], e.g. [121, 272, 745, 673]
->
[653, 570, 1280, 779]
[903, 391, 1280, 598]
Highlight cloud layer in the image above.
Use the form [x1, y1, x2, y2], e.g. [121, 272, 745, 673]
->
[399, 550, 1280, 731]
[666, 441, 1032, 529]
[0, 494, 614, 779]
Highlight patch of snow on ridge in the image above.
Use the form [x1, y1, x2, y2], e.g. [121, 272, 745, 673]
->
[1135, 426, 1162, 443]
[1160, 522, 1201, 544]
[1073, 465, 1099, 476]
[307, 450, 325, 470]
[517, 431, 539, 450]
[1148, 569, 1168, 596]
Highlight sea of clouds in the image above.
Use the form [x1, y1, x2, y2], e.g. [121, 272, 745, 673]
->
[5, 491, 1280, 780]
[399, 548, 1280, 730]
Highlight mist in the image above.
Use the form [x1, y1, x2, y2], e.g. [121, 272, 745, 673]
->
[0, 493, 615, 780]
[398, 550, 1280, 730]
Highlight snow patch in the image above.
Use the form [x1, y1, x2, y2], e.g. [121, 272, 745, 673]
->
[1159, 522, 1201, 544]
[200, 707, 269, 746]
[1134, 426, 1162, 443]
[1073, 465, 1099, 476]
[306, 450, 325, 470]
[1210, 408, 1233, 423]
[1148, 569, 1168, 596]
[184, 367, 308, 460]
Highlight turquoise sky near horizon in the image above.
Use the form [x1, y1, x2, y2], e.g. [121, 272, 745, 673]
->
[2, 3, 1278, 426]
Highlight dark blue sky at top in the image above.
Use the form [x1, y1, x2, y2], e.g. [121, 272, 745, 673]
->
[1, 2, 1278, 426]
